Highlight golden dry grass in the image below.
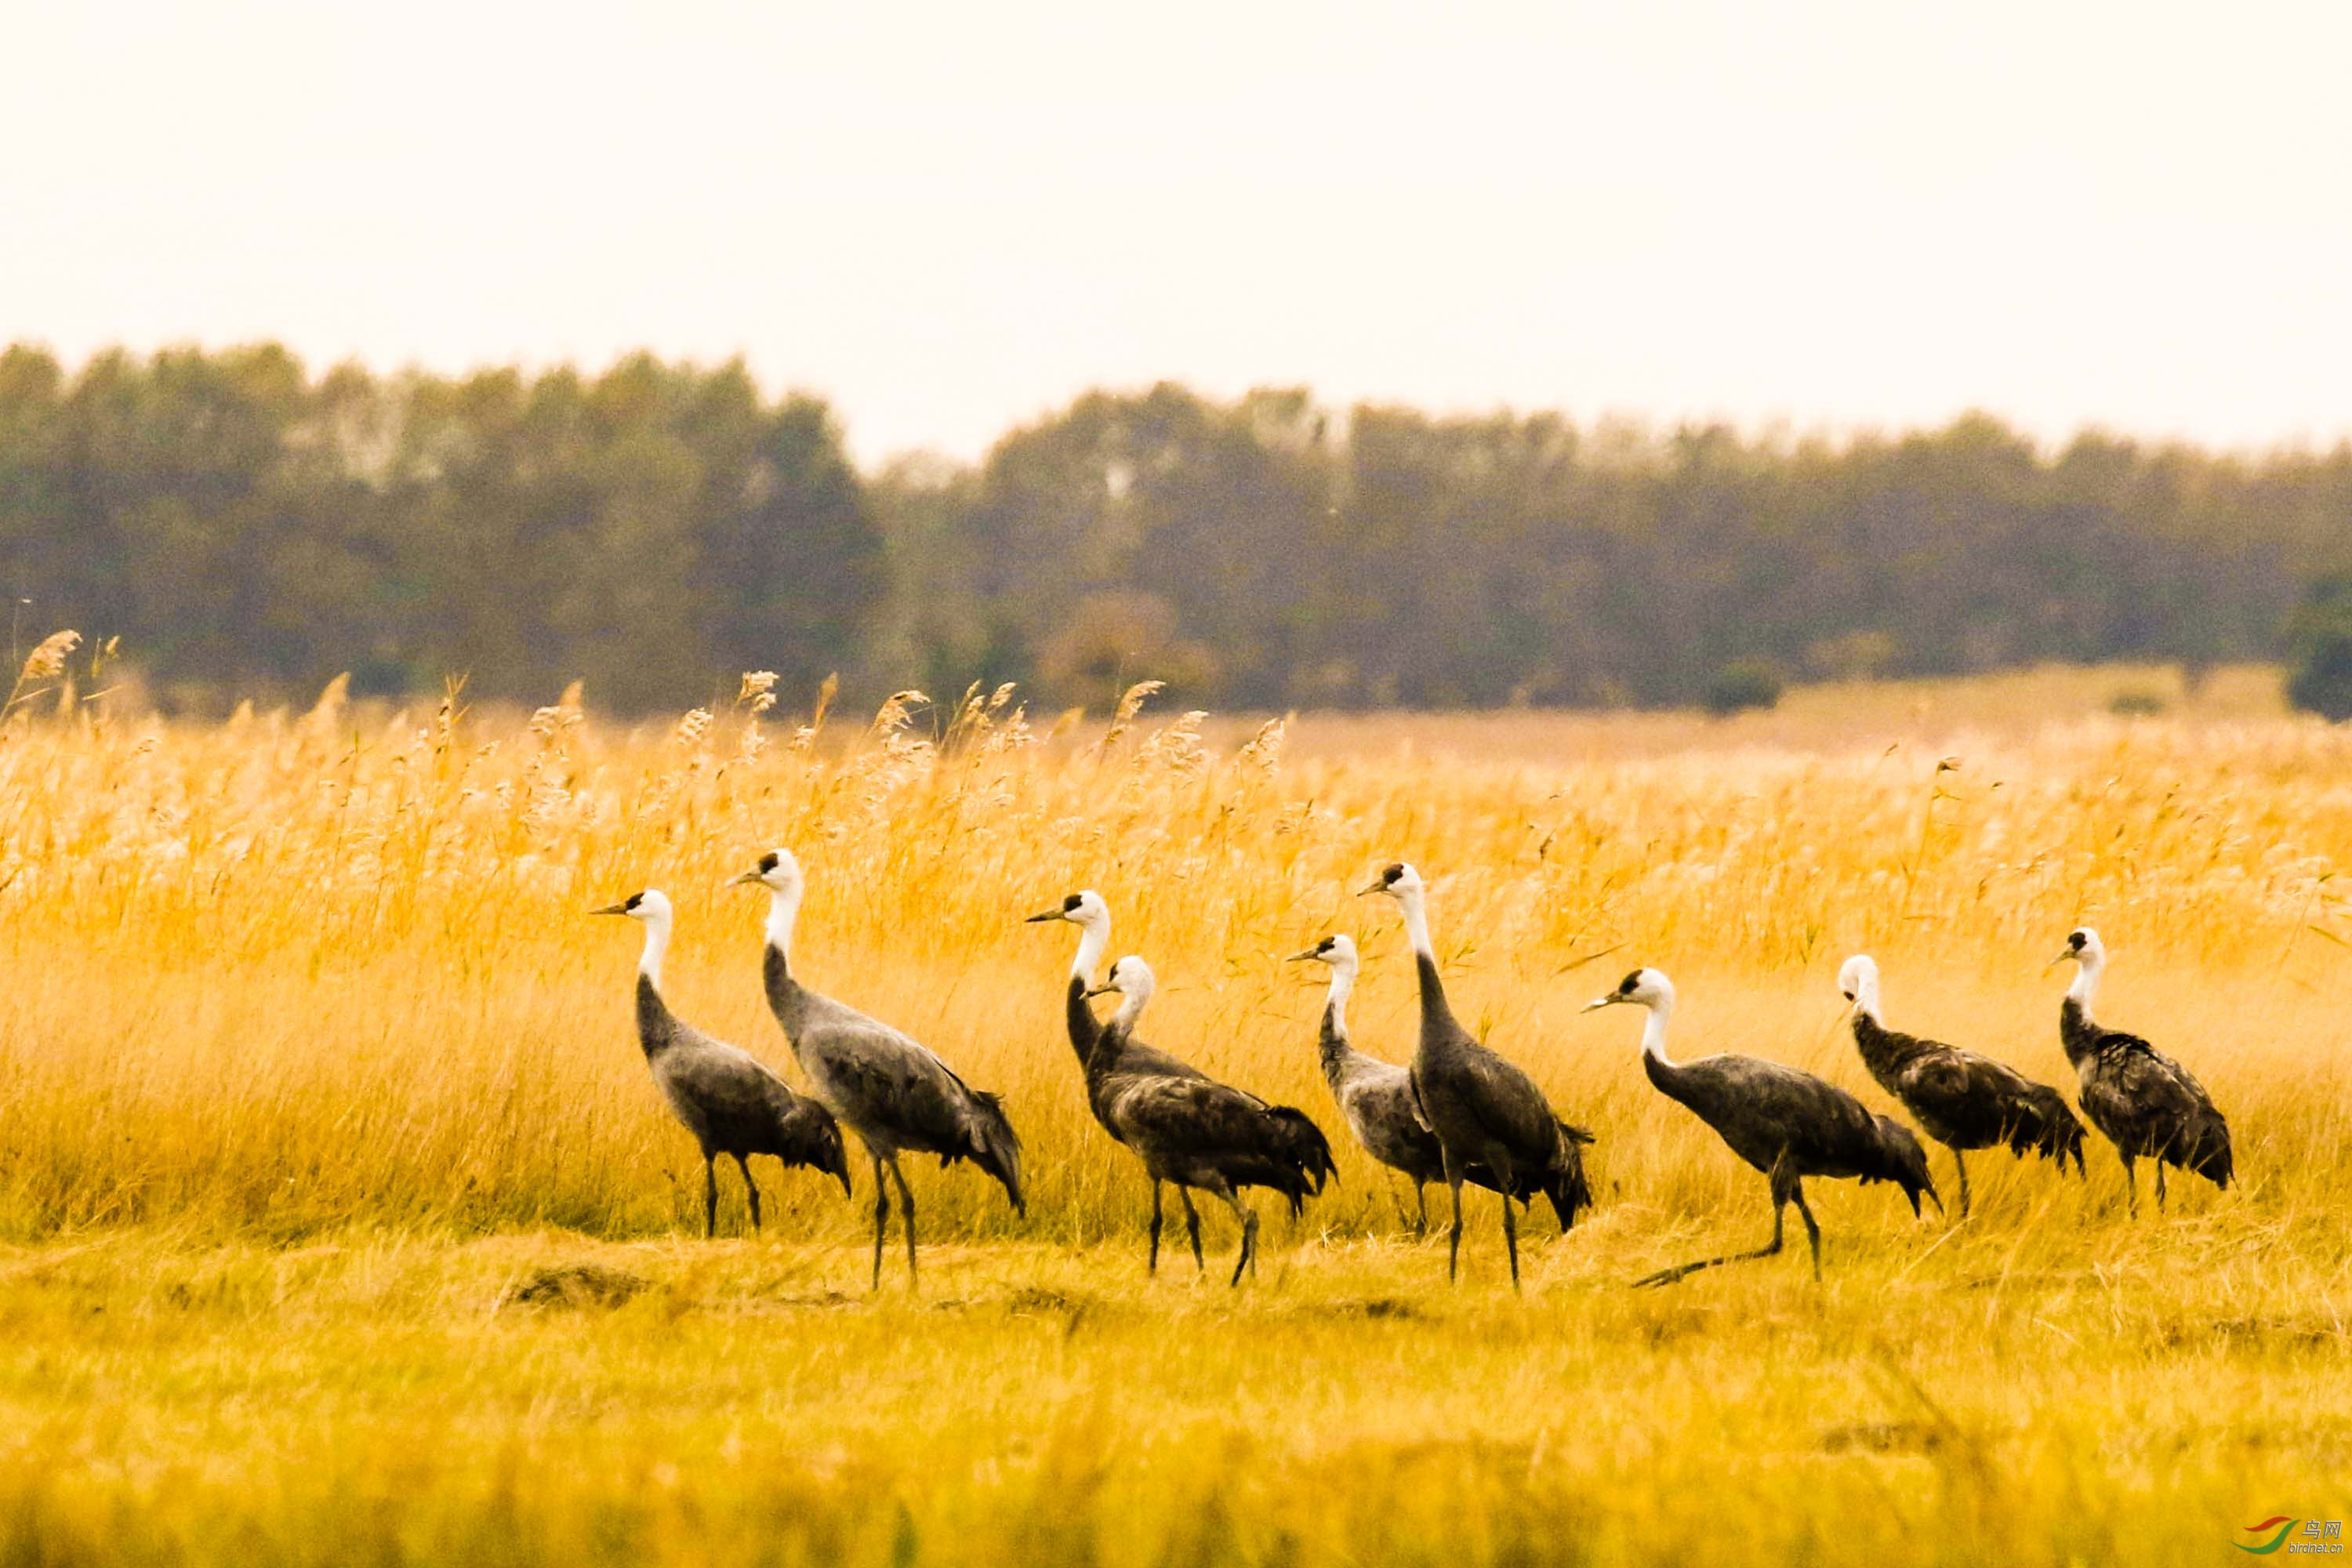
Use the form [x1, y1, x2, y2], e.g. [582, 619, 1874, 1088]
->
[0, 665, 2347, 1565]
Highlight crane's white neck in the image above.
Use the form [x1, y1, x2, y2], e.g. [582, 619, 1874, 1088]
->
[1850, 968, 1883, 1024]
[1323, 955, 1357, 1035]
[1639, 989, 1678, 1067]
[1071, 913, 1110, 986]
[763, 882, 802, 960]
[637, 909, 672, 990]
[1111, 981, 1152, 1033]
[2067, 949, 2103, 1007]
[1396, 887, 1436, 964]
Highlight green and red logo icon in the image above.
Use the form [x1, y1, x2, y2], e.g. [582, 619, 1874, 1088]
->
[2237, 1519, 2300, 1555]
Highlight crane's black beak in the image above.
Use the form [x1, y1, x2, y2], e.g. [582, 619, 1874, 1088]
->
[589, 902, 630, 916]
[1284, 948, 1321, 963]
[1356, 878, 1386, 897]
[2045, 952, 2072, 968]
[726, 869, 764, 887]
[1082, 982, 1117, 999]
[1024, 907, 1065, 924]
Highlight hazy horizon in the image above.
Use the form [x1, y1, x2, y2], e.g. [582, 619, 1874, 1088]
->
[8, 1, 2351, 463]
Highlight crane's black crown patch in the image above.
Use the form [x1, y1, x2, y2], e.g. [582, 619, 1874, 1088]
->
[1062, 893, 1083, 912]
[757, 851, 780, 874]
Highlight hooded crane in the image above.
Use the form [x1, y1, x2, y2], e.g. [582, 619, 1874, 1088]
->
[1362, 862, 1595, 1288]
[1028, 891, 1296, 1274]
[1081, 955, 1337, 1284]
[1290, 932, 1592, 1237]
[592, 889, 851, 1234]
[734, 849, 1024, 1288]
[2052, 927, 2232, 1211]
[1584, 967, 1937, 1286]
[1838, 954, 2086, 1216]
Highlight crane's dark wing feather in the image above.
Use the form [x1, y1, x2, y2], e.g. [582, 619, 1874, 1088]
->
[1103, 1069, 1334, 1211]
[652, 1027, 849, 1187]
[1655, 1052, 1935, 1209]
[1856, 1014, 2085, 1169]
[796, 1006, 1025, 1209]
[2075, 1025, 2231, 1186]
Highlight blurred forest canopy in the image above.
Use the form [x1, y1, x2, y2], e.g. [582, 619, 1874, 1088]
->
[3, 343, 2349, 714]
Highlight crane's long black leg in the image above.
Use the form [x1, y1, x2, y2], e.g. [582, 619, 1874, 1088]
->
[704, 1154, 720, 1239]
[2154, 1160, 2168, 1210]
[869, 1154, 890, 1290]
[1439, 1149, 1467, 1284]
[1635, 1192, 1788, 1287]
[1791, 1185, 1823, 1282]
[1176, 1187, 1206, 1273]
[2121, 1152, 2138, 1218]
[1212, 1185, 1258, 1287]
[1147, 1180, 1164, 1275]
[734, 1154, 764, 1232]
[1415, 1182, 1430, 1239]
[1953, 1149, 1969, 1220]
[887, 1157, 918, 1290]
[1498, 1174, 1523, 1294]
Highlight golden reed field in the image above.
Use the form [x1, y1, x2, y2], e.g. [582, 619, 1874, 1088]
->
[0, 652, 2347, 1566]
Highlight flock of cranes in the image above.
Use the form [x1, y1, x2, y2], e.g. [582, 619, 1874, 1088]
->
[597, 850, 2236, 1290]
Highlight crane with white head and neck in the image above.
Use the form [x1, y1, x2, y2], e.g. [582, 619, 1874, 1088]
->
[1029, 891, 1334, 1280]
[732, 849, 1025, 1290]
[1077, 953, 1336, 1285]
[1584, 966, 1938, 1285]
[2049, 927, 2231, 1212]
[1360, 862, 1595, 1289]
[1835, 953, 2086, 1216]
[591, 888, 850, 1236]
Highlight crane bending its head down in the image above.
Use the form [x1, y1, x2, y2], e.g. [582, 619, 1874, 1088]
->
[1836, 955, 1883, 1018]
[1083, 954, 1156, 1025]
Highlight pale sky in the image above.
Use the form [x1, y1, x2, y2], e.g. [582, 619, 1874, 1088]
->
[7, 1, 2350, 463]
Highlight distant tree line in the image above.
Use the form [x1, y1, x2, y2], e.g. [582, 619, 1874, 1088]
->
[0, 344, 875, 713]
[4, 345, 2350, 715]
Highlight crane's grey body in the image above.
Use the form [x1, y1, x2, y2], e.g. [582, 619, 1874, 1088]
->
[2054, 929, 2231, 1211]
[1840, 955, 2086, 1216]
[1082, 955, 1336, 1285]
[743, 851, 1024, 1288]
[597, 890, 850, 1236]
[1363, 865, 1593, 1288]
[1587, 967, 1936, 1286]
[1406, 954, 1596, 1279]
[1327, 1028, 1444, 1187]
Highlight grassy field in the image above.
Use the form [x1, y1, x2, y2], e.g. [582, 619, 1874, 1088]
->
[0, 661, 2347, 1564]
